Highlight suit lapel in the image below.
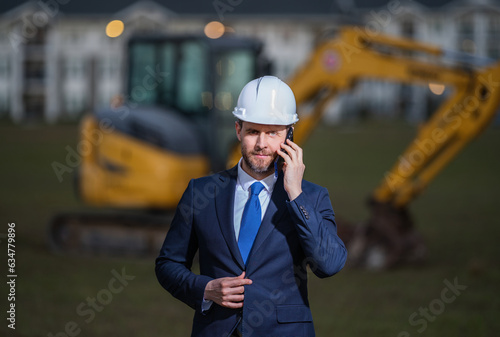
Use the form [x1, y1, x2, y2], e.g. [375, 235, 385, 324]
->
[247, 174, 289, 264]
[214, 166, 245, 269]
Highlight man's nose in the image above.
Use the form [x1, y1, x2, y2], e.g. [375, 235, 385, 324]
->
[255, 133, 267, 148]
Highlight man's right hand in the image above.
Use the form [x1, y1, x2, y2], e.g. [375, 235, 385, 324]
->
[204, 272, 252, 309]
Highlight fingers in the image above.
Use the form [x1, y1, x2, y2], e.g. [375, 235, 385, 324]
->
[277, 147, 289, 164]
[224, 275, 252, 287]
[219, 285, 246, 308]
[287, 139, 303, 163]
[280, 140, 303, 164]
[286, 138, 300, 150]
[222, 294, 245, 303]
[220, 291, 245, 309]
[219, 274, 252, 307]
[205, 272, 253, 309]
[278, 144, 292, 163]
[218, 273, 252, 292]
[221, 285, 246, 296]
[222, 300, 245, 309]
[278, 139, 305, 201]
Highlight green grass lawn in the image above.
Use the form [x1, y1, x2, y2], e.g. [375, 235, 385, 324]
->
[0, 120, 499, 336]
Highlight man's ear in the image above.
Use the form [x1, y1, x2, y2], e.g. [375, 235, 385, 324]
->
[235, 121, 242, 141]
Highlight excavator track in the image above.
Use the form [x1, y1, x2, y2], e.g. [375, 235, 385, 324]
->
[48, 211, 173, 256]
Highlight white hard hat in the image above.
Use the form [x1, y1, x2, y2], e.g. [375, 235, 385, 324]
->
[232, 76, 299, 125]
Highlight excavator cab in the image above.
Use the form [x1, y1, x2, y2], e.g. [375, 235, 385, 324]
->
[126, 35, 266, 172]
[79, 35, 266, 209]
[50, 35, 267, 255]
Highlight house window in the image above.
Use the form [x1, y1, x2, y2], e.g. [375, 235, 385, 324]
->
[0, 88, 8, 114]
[64, 93, 85, 117]
[65, 29, 83, 45]
[433, 20, 442, 33]
[487, 14, 500, 59]
[64, 58, 85, 79]
[458, 14, 474, 38]
[461, 39, 476, 54]
[488, 14, 500, 34]
[99, 56, 120, 81]
[24, 60, 45, 80]
[401, 18, 414, 38]
[457, 14, 475, 53]
[0, 58, 8, 79]
[487, 45, 500, 59]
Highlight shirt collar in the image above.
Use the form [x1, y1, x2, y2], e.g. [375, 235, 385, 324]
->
[237, 158, 277, 194]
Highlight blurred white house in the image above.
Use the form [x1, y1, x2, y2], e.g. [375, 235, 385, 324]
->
[0, 0, 499, 123]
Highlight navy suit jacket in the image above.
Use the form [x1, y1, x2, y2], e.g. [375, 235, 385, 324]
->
[155, 165, 347, 337]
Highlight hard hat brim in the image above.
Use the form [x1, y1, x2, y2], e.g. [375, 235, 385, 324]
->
[233, 108, 299, 125]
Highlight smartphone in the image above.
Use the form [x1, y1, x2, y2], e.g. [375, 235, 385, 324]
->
[274, 127, 294, 177]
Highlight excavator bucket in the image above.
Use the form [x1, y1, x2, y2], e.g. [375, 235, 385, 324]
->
[339, 200, 427, 270]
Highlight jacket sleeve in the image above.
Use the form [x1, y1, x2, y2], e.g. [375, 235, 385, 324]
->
[155, 179, 213, 311]
[286, 186, 347, 278]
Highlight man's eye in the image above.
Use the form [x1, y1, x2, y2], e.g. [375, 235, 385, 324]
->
[269, 132, 277, 136]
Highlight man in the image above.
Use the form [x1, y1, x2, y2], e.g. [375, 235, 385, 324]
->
[156, 76, 347, 337]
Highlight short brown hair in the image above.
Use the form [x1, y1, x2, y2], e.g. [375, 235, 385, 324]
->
[236, 119, 292, 129]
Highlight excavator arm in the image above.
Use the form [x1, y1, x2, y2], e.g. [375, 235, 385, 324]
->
[285, 27, 500, 268]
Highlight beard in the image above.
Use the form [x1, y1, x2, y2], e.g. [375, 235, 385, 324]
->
[241, 143, 277, 175]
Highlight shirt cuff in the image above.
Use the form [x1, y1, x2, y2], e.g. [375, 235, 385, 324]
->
[201, 298, 213, 313]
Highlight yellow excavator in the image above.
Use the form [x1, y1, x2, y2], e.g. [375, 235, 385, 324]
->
[283, 28, 500, 268]
[50, 27, 500, 268]
[50, 34, 269, 255]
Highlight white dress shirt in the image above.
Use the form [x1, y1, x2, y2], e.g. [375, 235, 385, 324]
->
[202, 158, 278, 312]
[233, 158, 278, 241]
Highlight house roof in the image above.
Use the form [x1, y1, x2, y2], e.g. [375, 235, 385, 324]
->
[0, 0, 484, 17]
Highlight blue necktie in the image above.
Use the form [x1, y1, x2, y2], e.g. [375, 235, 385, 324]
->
[238, 182, 265, 265]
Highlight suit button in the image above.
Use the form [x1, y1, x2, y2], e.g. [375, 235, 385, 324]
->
[300, 206, 310, 219]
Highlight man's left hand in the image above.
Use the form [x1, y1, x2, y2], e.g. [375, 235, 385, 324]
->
[278, 139, 305, 201]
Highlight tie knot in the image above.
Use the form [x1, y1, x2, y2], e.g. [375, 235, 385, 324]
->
[250, 182, 265, 196]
